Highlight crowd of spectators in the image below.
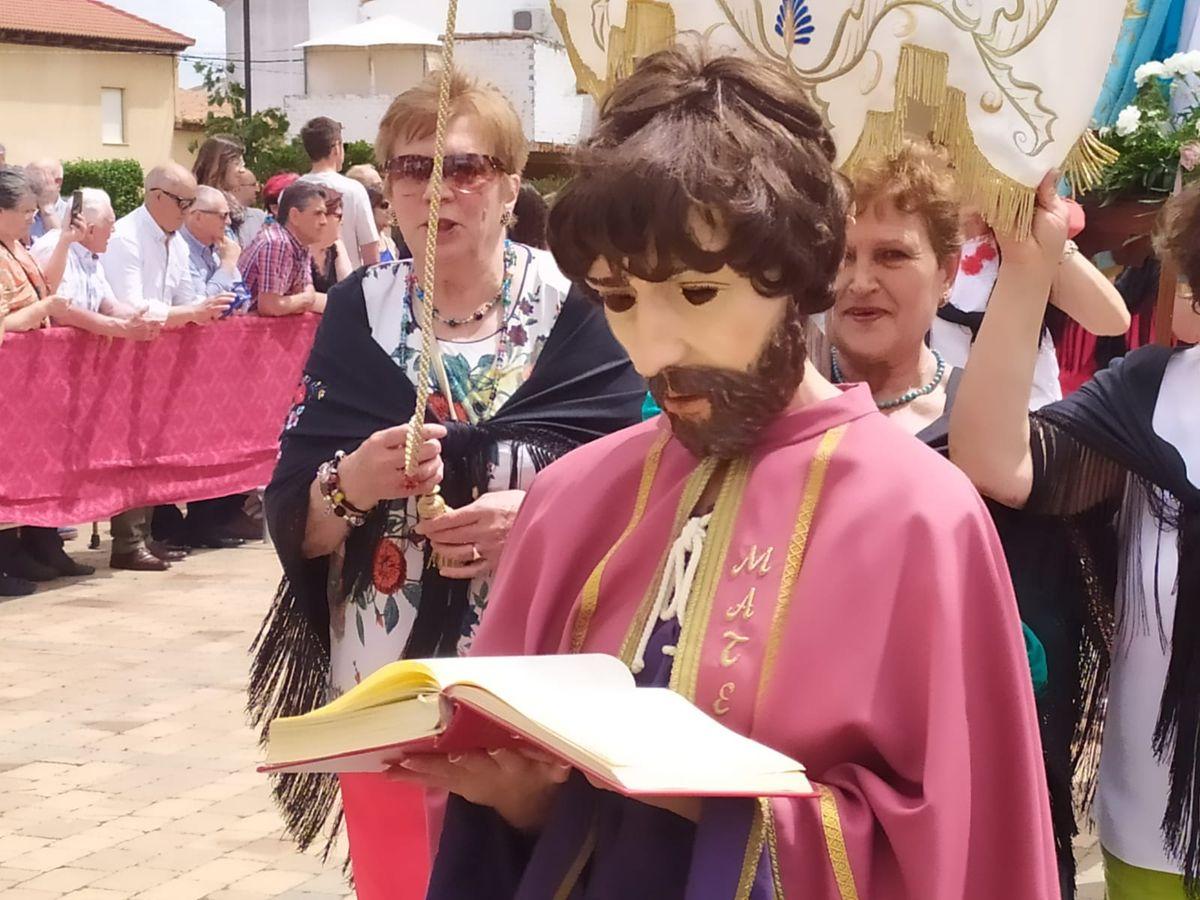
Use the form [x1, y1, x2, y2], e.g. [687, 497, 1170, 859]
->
[0, 120, 412, 596]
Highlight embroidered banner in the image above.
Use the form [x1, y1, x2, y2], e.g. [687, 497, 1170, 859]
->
[0, 316, 319, 526]
[550, 0, 1127, 234]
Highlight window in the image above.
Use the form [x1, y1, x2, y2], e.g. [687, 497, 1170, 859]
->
[100, 88, 125, 145]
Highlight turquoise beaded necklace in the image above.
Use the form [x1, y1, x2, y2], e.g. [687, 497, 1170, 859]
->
[830, 347, 947, 411]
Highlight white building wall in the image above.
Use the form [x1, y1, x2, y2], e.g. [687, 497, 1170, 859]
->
[455, 37, 592, 147]
[455, 39, 536, 136]
[220, 0, 308, 113]
[308, 0, 362, 37]
[284, 95, 396, 144]
[361, 0, 561, 40]
[532, 40, 595, 144]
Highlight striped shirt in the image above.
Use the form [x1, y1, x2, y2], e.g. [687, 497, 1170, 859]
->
[238, 222, 313, 313]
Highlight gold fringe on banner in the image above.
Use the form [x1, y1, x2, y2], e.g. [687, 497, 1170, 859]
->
[1061, 128, 1120, 196]
[842, 43, 1058, 239]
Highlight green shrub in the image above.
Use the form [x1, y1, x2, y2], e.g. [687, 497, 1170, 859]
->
[61, 159, 144, 218]
[250, 138, 311, 182]
[344, 140, 377, 168]
[526, 174, 569, 198]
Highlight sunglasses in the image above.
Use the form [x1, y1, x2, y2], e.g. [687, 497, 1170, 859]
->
[385, 153, 506, 196]
[196, 209, 232, 222]
[152, 188, 195, 210]
[325, 203, 344, 219]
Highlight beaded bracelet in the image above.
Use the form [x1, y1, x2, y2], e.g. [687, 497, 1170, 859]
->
[317, 450, 371, 527]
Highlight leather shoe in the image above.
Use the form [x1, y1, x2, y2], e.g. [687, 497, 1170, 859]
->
[0, 574, 36, 596]
[2, 548, 59, 582]
[223, 512, 264, 542]
[22, 529, 95, 577]
[188, 532, 246, 550]
[110, 548, 170, 572]
[147, 540, 187, 562]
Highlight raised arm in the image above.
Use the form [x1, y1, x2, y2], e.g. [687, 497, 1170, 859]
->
[949, 175, 1070, 509]
[33, 217, 85, 294]
[1049, 250, 1131, 336]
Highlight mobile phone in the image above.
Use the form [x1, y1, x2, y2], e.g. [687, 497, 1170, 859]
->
[69, 190, 83, 224]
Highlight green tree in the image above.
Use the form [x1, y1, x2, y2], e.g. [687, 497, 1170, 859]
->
[62, 159, 144, 218]
[192, 62, 291, 174]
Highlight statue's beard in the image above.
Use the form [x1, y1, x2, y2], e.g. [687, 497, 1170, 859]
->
[647, 312, 807, 460]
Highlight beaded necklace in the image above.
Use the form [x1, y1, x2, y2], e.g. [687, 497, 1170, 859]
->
[415, 242, 518, 327]
[405, 241, 521, 418]
[830, 347, 947, 411]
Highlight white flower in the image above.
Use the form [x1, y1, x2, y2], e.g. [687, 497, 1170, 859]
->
[1115, 105, 1143, 136]
[1163, 51, 1200, 77]
[1099, 125, 1113, 138]
[1136, 61, 1168, 85]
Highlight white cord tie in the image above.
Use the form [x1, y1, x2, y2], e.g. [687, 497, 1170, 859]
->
[630, 514, 711, 675]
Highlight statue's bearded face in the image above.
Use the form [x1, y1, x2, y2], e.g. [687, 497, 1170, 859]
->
[586, 258, 808, 459]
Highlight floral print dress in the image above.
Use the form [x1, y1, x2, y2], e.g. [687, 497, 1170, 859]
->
[327, 244, 570, 696]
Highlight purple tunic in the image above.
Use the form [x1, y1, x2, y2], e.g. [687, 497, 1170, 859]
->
[426, 616, 775, 898]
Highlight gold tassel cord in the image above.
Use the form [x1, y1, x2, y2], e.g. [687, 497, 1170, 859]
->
[407, 0, 461, 523]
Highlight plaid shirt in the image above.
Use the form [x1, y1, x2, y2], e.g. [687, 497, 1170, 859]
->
[238, 222, 313, 312]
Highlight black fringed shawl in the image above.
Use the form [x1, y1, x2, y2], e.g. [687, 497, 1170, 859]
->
[1030, 344, 1200, 891]
[247, 267, 646, 853]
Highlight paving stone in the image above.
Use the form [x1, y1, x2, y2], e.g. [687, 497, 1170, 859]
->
[15, 867, 104, 893]
[88, 866, 178, 893]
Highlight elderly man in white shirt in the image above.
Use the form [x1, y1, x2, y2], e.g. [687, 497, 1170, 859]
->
[30, 188, 159, 341]
[102, 163, 233, 327]
[100, 163, 234, 573]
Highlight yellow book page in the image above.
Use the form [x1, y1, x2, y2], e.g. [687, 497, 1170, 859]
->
[299, 654, 633, 723]
[305, 660, 440, 720]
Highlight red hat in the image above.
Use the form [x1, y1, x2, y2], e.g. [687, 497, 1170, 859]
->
[264, 172, 300, 207]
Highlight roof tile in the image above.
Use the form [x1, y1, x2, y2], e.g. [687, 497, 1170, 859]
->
[0, 0, 194, 50]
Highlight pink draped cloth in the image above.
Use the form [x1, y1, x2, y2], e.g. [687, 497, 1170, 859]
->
[338, 774, 430, 900]
[463, 385, 1061, 898]
[0, 317, 318, 526]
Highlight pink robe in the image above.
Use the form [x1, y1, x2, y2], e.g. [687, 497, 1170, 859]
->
[438, 385, 1060, 899]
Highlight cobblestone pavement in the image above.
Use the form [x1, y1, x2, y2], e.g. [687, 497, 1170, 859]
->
[0, 534, 1108, 898]
[0, 538, 351, 900]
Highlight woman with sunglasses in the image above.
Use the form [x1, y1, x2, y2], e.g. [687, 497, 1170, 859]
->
[366, 186, 402, 262]
[252, 69, 645, 897]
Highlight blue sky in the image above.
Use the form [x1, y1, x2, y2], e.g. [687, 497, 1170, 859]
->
[104, 0, 227, 87]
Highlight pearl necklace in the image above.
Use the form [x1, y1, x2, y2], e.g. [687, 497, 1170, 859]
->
[415, 243, 518, 328]
[830, 347, 947, 410]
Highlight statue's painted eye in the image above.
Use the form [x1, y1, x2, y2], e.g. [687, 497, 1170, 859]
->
[681, 285, 720, 306]
[601, 291, 637, 313]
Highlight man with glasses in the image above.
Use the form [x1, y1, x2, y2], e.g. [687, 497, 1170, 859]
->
[180, 185, 242, 301]
[102, 164, 230, 324]
[100, 163, 234, 572]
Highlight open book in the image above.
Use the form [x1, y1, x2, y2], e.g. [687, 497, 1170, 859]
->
[261, 654, 814, 798]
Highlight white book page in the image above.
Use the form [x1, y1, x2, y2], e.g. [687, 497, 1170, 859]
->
[423, 653, 635, 696]
[468, 680, 803, 776]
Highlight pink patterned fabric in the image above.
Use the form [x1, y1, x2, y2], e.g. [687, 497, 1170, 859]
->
[0, 316, 318, 526]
